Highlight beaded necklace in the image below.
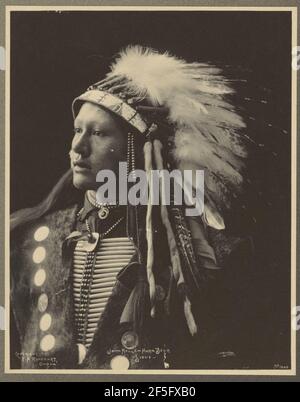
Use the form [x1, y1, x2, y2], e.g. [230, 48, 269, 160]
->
[75, 207, 125, 344]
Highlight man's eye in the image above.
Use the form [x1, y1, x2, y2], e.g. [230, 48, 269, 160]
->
[93, 130, 104, 137]
[73, 128, 82, 134]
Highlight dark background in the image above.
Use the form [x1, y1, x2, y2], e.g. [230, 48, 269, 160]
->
[10, 11, 292, 368]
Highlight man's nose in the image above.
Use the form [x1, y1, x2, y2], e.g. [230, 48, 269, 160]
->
[72, 131, 90, 156]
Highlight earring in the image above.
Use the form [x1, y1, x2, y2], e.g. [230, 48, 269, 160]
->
[130, 134, 136, 181]
[127, 133, 132, 178]
[127, 132, 136, 180]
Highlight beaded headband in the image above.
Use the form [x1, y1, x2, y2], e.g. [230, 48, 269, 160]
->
[72, 89, 149, 135]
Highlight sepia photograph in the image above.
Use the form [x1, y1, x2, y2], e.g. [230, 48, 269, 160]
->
[4, 5, 297, 376]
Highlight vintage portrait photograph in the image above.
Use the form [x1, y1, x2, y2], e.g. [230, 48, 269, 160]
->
[5, 6, 297, 375]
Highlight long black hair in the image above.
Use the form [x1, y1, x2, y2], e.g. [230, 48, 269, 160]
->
[10, 169, 82, 232]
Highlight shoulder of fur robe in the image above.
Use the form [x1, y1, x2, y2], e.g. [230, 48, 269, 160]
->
[207, 226, 254, 269]
[10, 205, 79, 348]
[11, 203, 79, 287]
[11, 204, 79, 249]
[186, 215, 253, 268]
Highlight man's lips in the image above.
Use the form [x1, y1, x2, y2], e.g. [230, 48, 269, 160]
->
[73, 161, 91, 171]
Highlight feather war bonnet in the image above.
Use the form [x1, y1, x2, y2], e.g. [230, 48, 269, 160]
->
[73, 45, 248, 230]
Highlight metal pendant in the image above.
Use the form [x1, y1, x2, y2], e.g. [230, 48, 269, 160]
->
[121, 331, 139, 350]
[98, 206, 109, 220]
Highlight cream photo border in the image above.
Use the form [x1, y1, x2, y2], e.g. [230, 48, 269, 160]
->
[4, 5, 298, 376]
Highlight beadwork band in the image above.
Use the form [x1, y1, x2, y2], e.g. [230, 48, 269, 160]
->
[72, 89, 149, 135]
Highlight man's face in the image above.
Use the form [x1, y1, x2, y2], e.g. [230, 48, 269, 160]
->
[70, 102, 127, 190]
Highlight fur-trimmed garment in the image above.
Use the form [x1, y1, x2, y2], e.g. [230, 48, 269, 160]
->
[10, 204, 253, 370]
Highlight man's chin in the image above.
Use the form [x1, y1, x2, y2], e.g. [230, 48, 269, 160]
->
[73, 175, 95, 191]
